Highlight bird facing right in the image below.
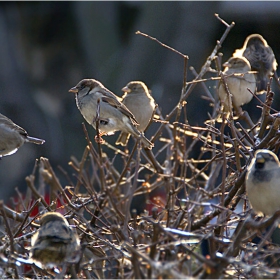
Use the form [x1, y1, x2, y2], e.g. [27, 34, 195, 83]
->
[0, 113, 45, 157]
[30, 212, 81, 268]
[116, 81, 156, 147]
[218, 56, 256, 113]
[246, 149, 280, 216]
[233, 34, 277, 93]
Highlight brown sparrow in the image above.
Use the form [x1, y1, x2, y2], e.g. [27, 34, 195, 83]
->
[218, 57, 256, 112]
[30, 212, 81, 268]
[233, 34, 277, 92]
[69, 79, 153, 149]
[0, 113, 45, 157]
[246, 149, 280, 216]
[116, 81, 156, 147]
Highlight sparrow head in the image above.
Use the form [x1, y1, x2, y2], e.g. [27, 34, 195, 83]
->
[69, 79, 103, 97]
[122, 81, 148, 94]
[243, 34, 268, 48]
[39, 212, 69, 227]
[223, 57, 251, 72]
[252, 149, 280, 171]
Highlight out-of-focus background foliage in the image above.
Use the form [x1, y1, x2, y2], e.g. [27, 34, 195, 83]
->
[1, 1, 280, 201]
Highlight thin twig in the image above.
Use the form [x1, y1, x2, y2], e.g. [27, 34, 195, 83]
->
[135, 31, 188, 59]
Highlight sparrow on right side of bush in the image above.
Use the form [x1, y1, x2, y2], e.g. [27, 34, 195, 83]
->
[233, 34, 277, 93]
[246, 149, 280, 216]
[116, 81, 156, 147]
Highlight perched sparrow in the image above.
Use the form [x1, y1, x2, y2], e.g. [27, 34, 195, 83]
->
[218, 57, 256, 112]
[246, 149, 280, 216]
[0, 113, 45, 157]
[233, 34, 277, 92]
[69, 79, 154, 149]
[116, 81, 156, 147]
[30, 212, 81, 268]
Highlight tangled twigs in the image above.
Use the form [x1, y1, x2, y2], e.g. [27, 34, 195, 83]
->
[258, 88, 275, 140]
[147, 16, 235, 143]
[2, 14, 280, 279]
[191, 170, 247, 231]
[255, 115, 280, 150]
[82, 122, 106, 192]
[0, 201, 19, 279]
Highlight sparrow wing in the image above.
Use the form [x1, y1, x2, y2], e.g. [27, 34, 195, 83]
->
[99, 88, 139, 125]
[0, 113, 28, 137]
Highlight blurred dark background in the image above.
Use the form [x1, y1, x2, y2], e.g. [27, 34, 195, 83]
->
[1, 1, 280, 201]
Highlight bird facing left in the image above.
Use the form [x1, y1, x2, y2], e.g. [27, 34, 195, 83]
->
[218, 56, 256, 113]
[0, 113, 45, 157]
[116, 81, 156, 147]
[69, 78, 154, 149]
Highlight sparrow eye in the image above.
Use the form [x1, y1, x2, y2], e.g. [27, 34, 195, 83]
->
[255, 161, 265, 169]
[100, 120, 108, 125]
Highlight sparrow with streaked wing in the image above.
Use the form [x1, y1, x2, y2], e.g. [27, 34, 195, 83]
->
[69, 79, 153, 149]
[233, 34, 277, 93]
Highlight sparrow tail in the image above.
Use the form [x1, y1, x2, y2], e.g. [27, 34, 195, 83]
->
[140, 134, 154, 150]
[128, 124, 154, 149]
[26, 136, 45, 145]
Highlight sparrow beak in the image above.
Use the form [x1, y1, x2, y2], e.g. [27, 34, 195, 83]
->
[256, 155, 265, 164]
[69, 87, 78, 93]
[222, 62, 231, 68]
[122, 86, 131, 93]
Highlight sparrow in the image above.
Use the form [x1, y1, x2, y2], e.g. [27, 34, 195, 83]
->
[69, 79, 154, 149]
[233, 34, 277, 92]
[218, 56, 256, 112]
[116, 81, 156, 147]
[30, 212, 81, 268]
[246, 149, 280, 216]
[0, 113, 45, 157]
